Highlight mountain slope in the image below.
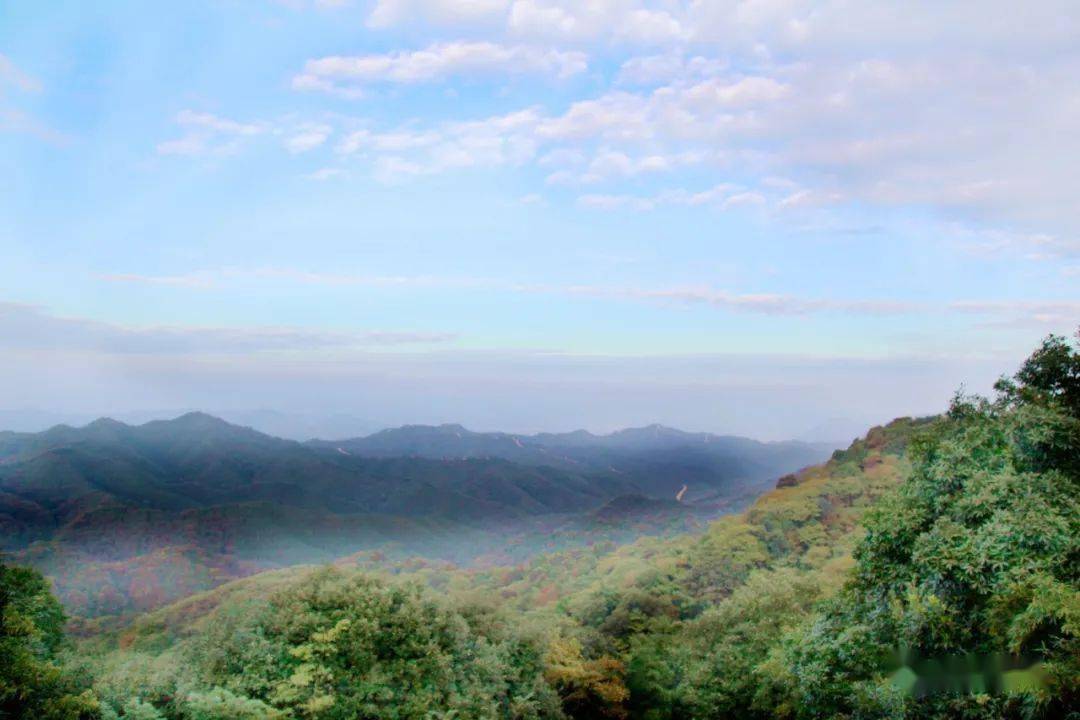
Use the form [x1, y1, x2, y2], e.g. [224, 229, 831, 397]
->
[314, 422, 832, 500]
[81, 413, 931, 719]
[0, 414, 641, 529]
[0, 414, 825, 618]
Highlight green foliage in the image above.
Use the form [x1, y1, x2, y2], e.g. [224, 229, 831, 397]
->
[93, 568, 563, 720]
[622, 568, 825, 720]
[771, 331, 1080, 719]
[997, 331, 1080, 419]
[0, 559, 99, 719]
[114, 700, 164, 720]
[178, 689, 281, 720]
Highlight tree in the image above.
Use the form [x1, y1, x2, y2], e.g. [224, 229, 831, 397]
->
[544, 637, 629, 720]
[996, 330, 1080, 419]
[0, 559, 99, 719]
[183, 567, 563, 720]
[770, 331, 1080, 719]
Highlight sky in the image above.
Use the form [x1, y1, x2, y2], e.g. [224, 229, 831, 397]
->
[0, 1, 1078, 439]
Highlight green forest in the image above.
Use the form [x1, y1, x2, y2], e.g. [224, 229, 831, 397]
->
[2, 332, 1078, 719]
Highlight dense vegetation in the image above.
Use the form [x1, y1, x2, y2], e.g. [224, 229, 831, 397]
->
[0, 561, 97, 718]
[1, 332, 1076, 718]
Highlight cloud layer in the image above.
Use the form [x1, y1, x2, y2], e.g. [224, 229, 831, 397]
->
[97, 269, 1080, 328]
[152, 2, 1080, 259]
[7, 2, 1078, 441]
[294, 41, 587, 96]
[0, 303, 456, 355]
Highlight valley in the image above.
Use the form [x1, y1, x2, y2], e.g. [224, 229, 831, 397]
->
[0, 414, 831, 619]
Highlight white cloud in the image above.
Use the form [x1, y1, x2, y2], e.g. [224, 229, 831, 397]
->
[672, 184, 737, 206]
[949, 225, 1080, 261]
[176, 110, 262, 136]
[305, 167, 347, 181]
[567, 286, 920, 316]
[285, 123, 332, 153]
[294, 42, 586, 96]
[949, 300, 1080, 329]
[275, 0, 352, 9]
[777, 189, 846, 210]
[615, 9, 685, 44]
[100, 268, 477, 290]
[101, 272, 217, 289]
[506, 1, 683, 45]
[617, 53, 726, 85]
[578, 193, 652, 211]
[685, 1, 1080, 55]
[507, 1, 578, 39]
[95, 269, 1079, 330]
[159, 112, 335, 159]
[691, 75, 789, 106]
[379, 4, 1073, 228]
[546, 149, 706, 185]
[97, 268, 923, 318]
[577, 184, 742, 211]
[291, 42, 1078, 255]
[157, 110, 264, 156]
[152, 2, 1080, 252]
[336, 108, 543, 181]
[365, 0, 687, 43]
[534, 92, 650, 141]
[358, 0, 1080, 61]
[722, 191, 766, 209]
[156, 136, 209, 157]
[337, 129, 441, 154]
[360, 0, 1080, 57]
[528, 74, 788, 145]
[367, 0, 508, 28]
[0, 302, 457, 355]
[291, 73, 366, 99]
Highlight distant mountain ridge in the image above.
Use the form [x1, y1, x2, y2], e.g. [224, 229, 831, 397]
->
[0, 414, 831, 527]
[0, 412, 832, 617]
[308, 423, 829, 496]
[319, 420, 829, 451]
[0, 412, 646, 523]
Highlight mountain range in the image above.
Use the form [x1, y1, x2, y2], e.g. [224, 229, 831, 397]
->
[0, 413, 831, 617]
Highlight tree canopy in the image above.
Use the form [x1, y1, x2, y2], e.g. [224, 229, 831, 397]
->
[0, 559, 98, 719]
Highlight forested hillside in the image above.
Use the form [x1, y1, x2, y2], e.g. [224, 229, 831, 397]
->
[317, 423, 830, 496]
[2, 332, 1077, 719]
[0, 416, 827, 619]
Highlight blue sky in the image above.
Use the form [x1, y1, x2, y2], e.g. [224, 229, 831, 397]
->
[1, 1, 1077, 438]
